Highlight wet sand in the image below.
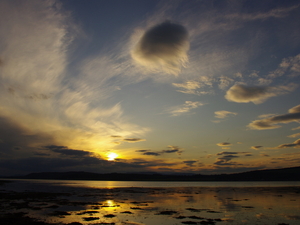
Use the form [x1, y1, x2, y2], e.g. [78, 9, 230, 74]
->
[0, 180, 300, 225]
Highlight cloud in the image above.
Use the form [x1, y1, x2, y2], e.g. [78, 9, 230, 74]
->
[183, 160, 197, 166]
[122, 138, 146, 143]
[0, 116, 54, 157]
[111, 135, 122, 138]
[172, 78, 214, 96]
[292, 126, 300, 130]
[2, 143, 188, 175]
[251, 146, 263, 150]
[217, 142, 231, 147]
[289, 104, 300, 113]
[248, 104, 300, 130]
[225, 84, 297, 104]
[217, 151, 238, 155]
[258, 114, 276, 118]
[167, 101, 203, 116]
[172, 81, 202, 95]
[142, 151, 161, 156]
[135, 150, 161, 156]
[214, 155, 240, 166]
[131, 21, 189, 75]
[275, 139, 300, 149]
[214, 110, 237, 119]
[135, 145, 183, 157]
[257, 78, 272, 85]
[218, 76, 234, 90]
[163, 145, 183, 155]
[225, 4, 300, 21]
[162, 150, 179, 153]
[214, 151, 251, 166]
[0, 0, 150, 156]
[216, 142, 232, 150]
[0, 155, 164, 175]
[287, 133, 300, 138]
[172, 80, 201, 90]
[268, 54, 300, 78]
[135, 150, 148, 153]
[43, 145, 91, 157]
[270, 152, 300, 166]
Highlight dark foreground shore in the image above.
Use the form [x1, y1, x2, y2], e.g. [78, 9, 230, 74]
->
[0, 180, 300, 225]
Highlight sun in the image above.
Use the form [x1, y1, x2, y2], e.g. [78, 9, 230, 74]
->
[107, 152, 118, 161]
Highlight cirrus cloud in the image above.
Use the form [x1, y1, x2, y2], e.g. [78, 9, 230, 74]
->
[214, 110, 237, 119]
[167, 101, 203, 116]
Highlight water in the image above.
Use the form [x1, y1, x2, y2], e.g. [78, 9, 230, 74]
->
[1, 179, 300, 225]
[3, 178, 300, 189]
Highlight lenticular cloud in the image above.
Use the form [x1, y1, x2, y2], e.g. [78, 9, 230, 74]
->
[131, 21, 189, 75]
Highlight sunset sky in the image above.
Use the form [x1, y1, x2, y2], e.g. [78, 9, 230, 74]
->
[1, 0, 300, 176]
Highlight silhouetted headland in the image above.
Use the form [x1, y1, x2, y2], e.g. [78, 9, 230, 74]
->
[5, 166, 300, 181]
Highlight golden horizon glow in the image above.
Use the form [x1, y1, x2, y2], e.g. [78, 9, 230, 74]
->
[107, 152, 118, 161]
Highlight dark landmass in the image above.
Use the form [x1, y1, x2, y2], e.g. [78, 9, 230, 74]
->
[3, 166, 300, 181]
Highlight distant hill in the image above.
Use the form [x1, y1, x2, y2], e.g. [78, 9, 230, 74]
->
[7, 166, 300, 181]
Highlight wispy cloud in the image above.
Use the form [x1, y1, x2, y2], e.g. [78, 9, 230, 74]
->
[248, 104, 300, 130]
[292, 126, 300, 130]
[218, 76, 234, 90]
[0, 0, 149, 157]
[172, 81, 201, 90]
[214, 110, 237, 119]
[167, 101, 203, 116]
[274, 139, 300, 149]
[225, 4, 300, 21]
[287, 133, 300, 138]
[172, 77, 215, 95]
[268, 54, 300, 78]
[251, 146, 263, 150]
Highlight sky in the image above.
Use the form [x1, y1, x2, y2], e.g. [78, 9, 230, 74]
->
[0, 0, 300, 176]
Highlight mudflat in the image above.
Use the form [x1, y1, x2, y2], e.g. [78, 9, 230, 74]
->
[0, 180, 299, 225]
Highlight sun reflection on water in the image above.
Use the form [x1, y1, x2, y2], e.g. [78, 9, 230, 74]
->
[105, 200, 115, 207]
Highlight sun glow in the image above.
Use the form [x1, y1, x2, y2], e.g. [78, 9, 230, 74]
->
[107, 152, 118, 161]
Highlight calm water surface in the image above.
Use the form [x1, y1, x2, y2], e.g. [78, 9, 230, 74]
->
[1, 179, 300, 225]
[3, 179, 300, 189]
